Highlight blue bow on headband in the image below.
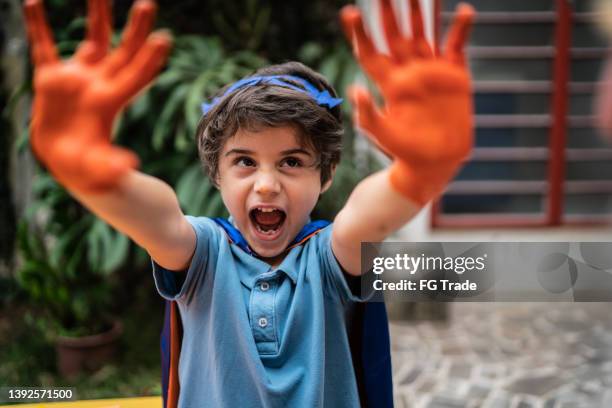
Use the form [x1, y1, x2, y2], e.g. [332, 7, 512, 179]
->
[200, 75, 343, 114]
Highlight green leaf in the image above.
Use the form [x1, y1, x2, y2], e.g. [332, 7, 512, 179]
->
[86, 218, 116, 273]
[320, 56, 341, 87]
[128, 91, 152, 121]
[176, 163, 205, 212]
[185, 71, 213, 136]
[100, 232, 129, 275]
[32, 173, 58, 194]
[298, 42, 324, 64]
[60, 16, 86, 41]
[3, 80, 30, 120]
[204, 188, 225, 218]
[65, 239, 85, 279]
[154, 70, 185, 91]
[152, 85, 189, 151]
[15, 127, 31, 154]
[48, 214, 90, 270]
[17, 220, 48, 262]
[189, 179, 210, 216]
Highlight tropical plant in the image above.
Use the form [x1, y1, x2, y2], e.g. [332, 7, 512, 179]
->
[15, 33, 268, 336]
[16, 174, 127, 337]
[12, 17, 125, 338]
[116, 35, 267, 218]
[209, 0, 271, 51]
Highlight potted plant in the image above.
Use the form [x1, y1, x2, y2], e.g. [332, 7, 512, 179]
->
[16, 173, 129, 378]
[14, 33, 269, 378]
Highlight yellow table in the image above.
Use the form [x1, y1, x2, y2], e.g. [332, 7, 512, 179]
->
[0, 396, 162, 408]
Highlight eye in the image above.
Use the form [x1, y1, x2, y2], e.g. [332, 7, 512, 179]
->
[234, 156, 256, 167]
[281, 157, 303, 168]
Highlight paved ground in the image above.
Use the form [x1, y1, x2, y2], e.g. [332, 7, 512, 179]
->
[389, 303, 612, 408]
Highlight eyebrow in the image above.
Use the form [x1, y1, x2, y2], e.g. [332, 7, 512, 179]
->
[224, 148, 313, 157]
[224, 148, 253, 157]
[280, 148, 313, 157]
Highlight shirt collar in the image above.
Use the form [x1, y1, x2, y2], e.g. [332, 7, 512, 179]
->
[213, 217, 329, 287]
[227, 244, 300, 287]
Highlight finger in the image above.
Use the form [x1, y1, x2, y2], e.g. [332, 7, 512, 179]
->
[75, 0, 112, 63]
[102, 0, 157, 76]
[340, 5, 394, 83]
[380, 0, 409, 62]
[109, 31, 172, 104]
[23, 0, 59, 66]
[347, 85, 393, 158]
[444, 3, 475, 67]
[23, 5, 43, 65]
[408, 0, 425, 41]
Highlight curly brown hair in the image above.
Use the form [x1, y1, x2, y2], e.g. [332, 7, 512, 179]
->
[196, 61, 343, 186]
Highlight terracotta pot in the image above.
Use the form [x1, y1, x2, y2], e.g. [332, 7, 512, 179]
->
[55, 320, 123, 378]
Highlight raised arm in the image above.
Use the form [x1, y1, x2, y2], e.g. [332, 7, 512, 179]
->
[24, 0, 195, 270]
[332, 0, 475, 275]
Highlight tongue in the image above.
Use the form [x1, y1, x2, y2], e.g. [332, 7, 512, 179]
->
[254, 210, 283, 226]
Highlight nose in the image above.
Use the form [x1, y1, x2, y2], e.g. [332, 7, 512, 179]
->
[254, 170, 281, 196]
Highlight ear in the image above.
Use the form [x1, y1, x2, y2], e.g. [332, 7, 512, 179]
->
[320, 164, 337, 194]
[212, 173, 221, 189]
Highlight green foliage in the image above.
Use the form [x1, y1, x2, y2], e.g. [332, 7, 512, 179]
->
[0, 299, 163, 395]
[16, 174, 122, 337]
[175, 163, 227, 217]
[210, 0, 271, 51]
[145, 35, 266, 153]
[116, 35, 264, 218]
[0, 311, 55, 385]
[14, 31, 265, 339]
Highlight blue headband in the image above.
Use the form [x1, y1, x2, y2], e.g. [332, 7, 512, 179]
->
[200, 74, 343, 114]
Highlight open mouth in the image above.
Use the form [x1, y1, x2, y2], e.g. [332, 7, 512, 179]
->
[249, 207, 287, 236]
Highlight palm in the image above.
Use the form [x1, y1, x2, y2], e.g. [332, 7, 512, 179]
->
[33, 62, 112, 135]
[381, 61, 472, 163]
[341, 0, 474, 166]
[25, 0, 171, 191]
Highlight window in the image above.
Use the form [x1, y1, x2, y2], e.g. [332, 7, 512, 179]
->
[433, 0, 612, 227]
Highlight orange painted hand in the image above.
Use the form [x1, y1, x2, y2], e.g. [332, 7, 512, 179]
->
[24, 0, 172, 192]
[341, 0, 475, 206]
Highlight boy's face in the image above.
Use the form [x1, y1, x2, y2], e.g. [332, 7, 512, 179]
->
[217, 125, 332, 263]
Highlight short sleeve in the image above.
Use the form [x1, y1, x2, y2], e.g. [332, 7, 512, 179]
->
[317, 224, 375, 303]
[152, 216, 221, 303]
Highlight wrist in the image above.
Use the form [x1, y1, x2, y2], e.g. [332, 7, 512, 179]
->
[41, 141, 138, 195]
[388, 161, 460, 206]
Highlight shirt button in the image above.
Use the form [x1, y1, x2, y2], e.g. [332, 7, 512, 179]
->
[258, 317, 268, 328]
[260, 282, 270, 291]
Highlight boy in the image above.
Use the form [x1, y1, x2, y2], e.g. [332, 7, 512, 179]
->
[24, 0, 474, 406]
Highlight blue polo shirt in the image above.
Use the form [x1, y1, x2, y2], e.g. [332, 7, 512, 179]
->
[152, 216, 372, 408]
